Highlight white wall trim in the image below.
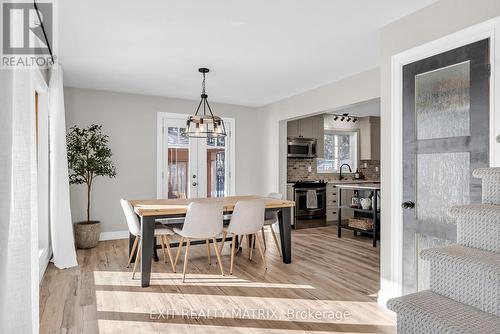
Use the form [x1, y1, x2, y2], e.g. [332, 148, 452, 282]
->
[38, 247, 51, 283]
[156, 112, 236, 199]
[99, 230, 129, 241]
[381, 16, 500, 306]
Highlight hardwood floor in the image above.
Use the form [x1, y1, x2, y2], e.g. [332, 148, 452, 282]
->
[40, 226, 395, 333]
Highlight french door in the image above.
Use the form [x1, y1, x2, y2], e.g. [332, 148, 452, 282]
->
[159, 114, 233, 199]
[401, 39, 490, 294]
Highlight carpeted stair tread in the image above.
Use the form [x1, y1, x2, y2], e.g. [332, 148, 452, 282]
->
[387, 290, 500, 334]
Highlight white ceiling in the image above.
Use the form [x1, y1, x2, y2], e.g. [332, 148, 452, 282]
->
[59, 0, 436, 107]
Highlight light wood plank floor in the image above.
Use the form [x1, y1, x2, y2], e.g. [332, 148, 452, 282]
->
[40, 226, 395, 334]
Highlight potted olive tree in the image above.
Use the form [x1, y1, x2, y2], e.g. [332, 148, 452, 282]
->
[67, 124, 116, 249]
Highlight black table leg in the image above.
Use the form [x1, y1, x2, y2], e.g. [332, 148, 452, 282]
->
[129, 233, 137, 263]
[140, 216, 155, 287]
[278, 207, 292, 264]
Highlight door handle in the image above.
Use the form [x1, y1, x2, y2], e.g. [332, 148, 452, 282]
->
[192, 182, 197, 186]
[401, 201, 415, 209]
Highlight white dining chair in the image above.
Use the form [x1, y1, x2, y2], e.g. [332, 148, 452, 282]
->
[218, 199, 267, 274]
[120, 199, 176, 278]
[262, 192, 283, 257]
[172, 201, 225, 282]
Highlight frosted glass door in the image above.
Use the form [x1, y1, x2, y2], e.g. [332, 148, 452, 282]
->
[401, 39, 490, 294]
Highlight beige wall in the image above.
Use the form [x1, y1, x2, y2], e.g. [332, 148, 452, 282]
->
[379, 0, 500, 302]
[65, 87, 265, 233]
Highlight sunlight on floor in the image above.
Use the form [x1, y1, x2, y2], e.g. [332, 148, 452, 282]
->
[97, 319, 388, 334]
[95, 290, 394, 326]
[93, 271, 316, 289]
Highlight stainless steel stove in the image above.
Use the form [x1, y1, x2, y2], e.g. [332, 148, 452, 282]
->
[293, 180, 327, 220]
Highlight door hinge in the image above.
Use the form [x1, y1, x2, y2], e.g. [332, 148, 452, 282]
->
[487, 64, 492, 77]
[162, 126, 164, 135]
[162, 171, 164, 179]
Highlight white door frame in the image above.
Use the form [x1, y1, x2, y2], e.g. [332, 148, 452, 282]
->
[32, 69, 50, 282]
[383, 17, 500, 304]
[156, 112, 236, 199]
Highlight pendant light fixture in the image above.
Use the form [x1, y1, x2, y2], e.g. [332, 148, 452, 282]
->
[185, 68, 227, 138]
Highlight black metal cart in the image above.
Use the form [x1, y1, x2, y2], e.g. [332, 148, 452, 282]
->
[336, 183, 380, 247]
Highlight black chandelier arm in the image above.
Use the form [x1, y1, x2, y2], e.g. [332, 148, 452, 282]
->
[194, 98, 204, 116]
[205, 100, 216, 118]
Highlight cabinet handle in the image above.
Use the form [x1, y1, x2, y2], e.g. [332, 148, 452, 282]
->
[332, 200, 337, 203]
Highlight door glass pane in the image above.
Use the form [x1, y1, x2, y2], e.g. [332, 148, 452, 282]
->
[168, 127, 179, 145]
[415, 61, 470, 140]
[207, 148, 225, 197]
[416, 152, 470, 224]
[166, 126, 189, 199]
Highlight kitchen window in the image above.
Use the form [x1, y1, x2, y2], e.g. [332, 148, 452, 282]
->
[317, 130, 358, 173]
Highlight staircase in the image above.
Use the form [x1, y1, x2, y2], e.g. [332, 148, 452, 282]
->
[387, 168, 500, 334]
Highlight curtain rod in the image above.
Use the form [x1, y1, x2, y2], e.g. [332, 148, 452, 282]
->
[33, 0, 54, 65]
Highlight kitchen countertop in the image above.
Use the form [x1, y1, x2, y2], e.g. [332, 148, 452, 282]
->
[287, 180, 380, 185]
[335, 183, 380, 190]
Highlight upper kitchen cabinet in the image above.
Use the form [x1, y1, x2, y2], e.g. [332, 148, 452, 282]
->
[287, 116, 324, 158]
[359, 116, 380, 160]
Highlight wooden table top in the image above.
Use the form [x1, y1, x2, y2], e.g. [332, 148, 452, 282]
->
[131, 195, 295, 217]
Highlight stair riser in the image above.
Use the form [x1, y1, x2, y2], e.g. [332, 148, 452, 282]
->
[457, 220, 500, 253]
[429, 262, 499, 316]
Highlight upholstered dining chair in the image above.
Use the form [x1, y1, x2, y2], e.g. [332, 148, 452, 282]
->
[262, 192, 283, 257]
[120, 199, 176, 278]
[218, 199, 267, 274]
[172, 201, 225, 282]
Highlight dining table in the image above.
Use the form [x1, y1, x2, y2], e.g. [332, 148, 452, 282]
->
[130, 195, 295, 287]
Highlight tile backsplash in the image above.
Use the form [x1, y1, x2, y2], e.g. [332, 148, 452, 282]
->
[287, 158, 380, 182]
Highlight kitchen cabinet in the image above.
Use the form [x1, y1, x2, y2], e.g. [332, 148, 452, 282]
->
[359, 116, 380, 160]
[287, 116, 324, 158]
[326, 183, 353, 222]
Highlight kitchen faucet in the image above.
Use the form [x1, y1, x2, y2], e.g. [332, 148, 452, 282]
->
[339, 163, 352, 180]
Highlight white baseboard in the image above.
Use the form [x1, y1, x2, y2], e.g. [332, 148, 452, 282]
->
[100, 230, 129, 241]
[38, 247, 52, 282]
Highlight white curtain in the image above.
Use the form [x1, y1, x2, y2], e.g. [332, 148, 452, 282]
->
[0, 70, 40, 333]
[48, 65, 78, 269]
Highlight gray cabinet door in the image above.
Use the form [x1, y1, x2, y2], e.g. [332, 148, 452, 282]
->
[299, 118, 314, 138]
[402, 39, 490, 294]
[287, 120, 300, 138]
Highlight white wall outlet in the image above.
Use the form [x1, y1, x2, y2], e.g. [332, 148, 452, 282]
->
[308, 165, 312, 173]
[375, 166, 379, 172]
[363, 162, 368, 168]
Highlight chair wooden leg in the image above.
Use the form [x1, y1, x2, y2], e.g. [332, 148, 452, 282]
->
[270, 226, 282, 257]
[182, 239, 191, 283]
[174, 237, 184, 269]
[160, 235, 167, 263]
[255, 233, 267, 270]
[212, 237, 224, 276]
[249, 234, 255, 261]
[218, 231, 227, 257]
[230, 233, 237, 275]
[126, 236, 139, 268]
[164, 235, 176, 272]
[132, 241, 142, 279]
[261, 228, 267, 250]
[206, 239, 211, 265]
